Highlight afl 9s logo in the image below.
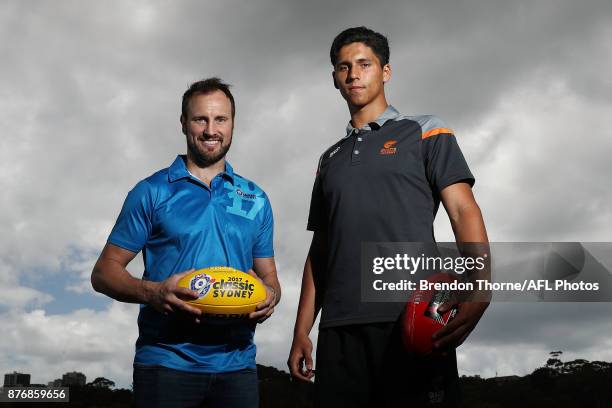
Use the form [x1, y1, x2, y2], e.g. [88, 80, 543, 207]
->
[190, 274, 216, 299]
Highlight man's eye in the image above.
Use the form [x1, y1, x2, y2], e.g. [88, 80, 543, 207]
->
[362, 63, 371, 68]
[338, 66, 348, 72]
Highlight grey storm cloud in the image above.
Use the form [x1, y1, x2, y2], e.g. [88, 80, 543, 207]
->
[1, 0, 611, 387]
[482, 302, 612, 348]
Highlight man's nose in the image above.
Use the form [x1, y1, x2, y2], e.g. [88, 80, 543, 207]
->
[204, 122, 217, 135]
[348, 66, 360, 81]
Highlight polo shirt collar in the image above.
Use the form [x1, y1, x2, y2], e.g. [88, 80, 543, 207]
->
[168, 155, 235, 184]
[345, 105, 400, 137]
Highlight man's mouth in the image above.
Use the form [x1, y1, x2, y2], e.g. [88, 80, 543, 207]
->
[199, 137, 223, 147]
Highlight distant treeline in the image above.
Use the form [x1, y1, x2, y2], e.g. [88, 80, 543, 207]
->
[4, 353, 611, 407]
[460, 352, 612, 408]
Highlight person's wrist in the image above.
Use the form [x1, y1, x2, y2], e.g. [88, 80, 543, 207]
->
[293, 327, 310, 338]
[266, 284, 276, 300]
[140, 280, 156, 305]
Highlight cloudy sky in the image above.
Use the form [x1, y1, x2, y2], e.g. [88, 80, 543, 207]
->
[1, 0, 611, 388]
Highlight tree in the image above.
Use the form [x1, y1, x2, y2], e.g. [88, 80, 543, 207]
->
[545, 350, 564, 374]
[88, 376, 115, 389]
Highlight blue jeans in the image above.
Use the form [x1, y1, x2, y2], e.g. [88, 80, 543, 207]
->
[133, 365, 259, 408]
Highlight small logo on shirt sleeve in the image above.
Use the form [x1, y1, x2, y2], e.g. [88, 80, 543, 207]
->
[380, 140, 398, 155]
[329, 146, 341, 158]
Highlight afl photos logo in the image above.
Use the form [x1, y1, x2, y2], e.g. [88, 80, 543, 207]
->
[380, 140, 397, 155]
[190, 273, 216, 299]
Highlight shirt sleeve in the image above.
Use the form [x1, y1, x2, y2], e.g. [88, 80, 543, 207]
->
[421, 116, 475, 193]
[252, 196, 275, 258]
[107, 180, 155, 253]
[306, 157, 326, 231]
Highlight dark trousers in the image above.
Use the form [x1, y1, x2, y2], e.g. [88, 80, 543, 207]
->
[315, 322, 460, 408]
[133, 365, 258, 408]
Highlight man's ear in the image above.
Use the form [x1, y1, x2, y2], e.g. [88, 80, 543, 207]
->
[383, 64, 391, 83]
[180, 114, 186, 134]
[332, 71, 339, 89]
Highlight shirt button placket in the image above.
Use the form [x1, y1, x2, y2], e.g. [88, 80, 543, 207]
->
[351, 129, 363, 165]
[211, 178, 219, 198]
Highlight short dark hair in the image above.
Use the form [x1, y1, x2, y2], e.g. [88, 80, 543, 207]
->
[330, 26, 390, 67]
[181, 77, 235, 119]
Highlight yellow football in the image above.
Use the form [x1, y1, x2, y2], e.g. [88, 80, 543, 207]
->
[177, 266, 267, 318]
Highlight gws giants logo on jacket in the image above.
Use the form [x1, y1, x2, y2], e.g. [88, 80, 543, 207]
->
[380, 140, 398, 155]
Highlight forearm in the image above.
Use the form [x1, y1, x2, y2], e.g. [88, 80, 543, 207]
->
[451, 204, 491, 302]
[91, 259, 154, 305]
[449, 203, 488, 243]
[252, 257, 281, 306]
[260, 272, 281, 306]
[435, 185, 491, 347]
[293, 256, 320, 336]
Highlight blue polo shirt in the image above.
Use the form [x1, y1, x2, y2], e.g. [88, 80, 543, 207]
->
[108, 155, 274, 373]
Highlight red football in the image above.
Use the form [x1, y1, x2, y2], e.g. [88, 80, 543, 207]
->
[401, 273, 459, 355]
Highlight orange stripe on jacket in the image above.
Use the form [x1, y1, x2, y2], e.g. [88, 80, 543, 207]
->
[422, 127, 454, 139]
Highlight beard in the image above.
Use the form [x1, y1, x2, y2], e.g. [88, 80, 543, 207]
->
[187, 135, 232, 168]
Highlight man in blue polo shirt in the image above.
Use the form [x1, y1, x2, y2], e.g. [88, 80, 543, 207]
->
[92, 77, 280, 408]
[288, 27, 489, 407]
